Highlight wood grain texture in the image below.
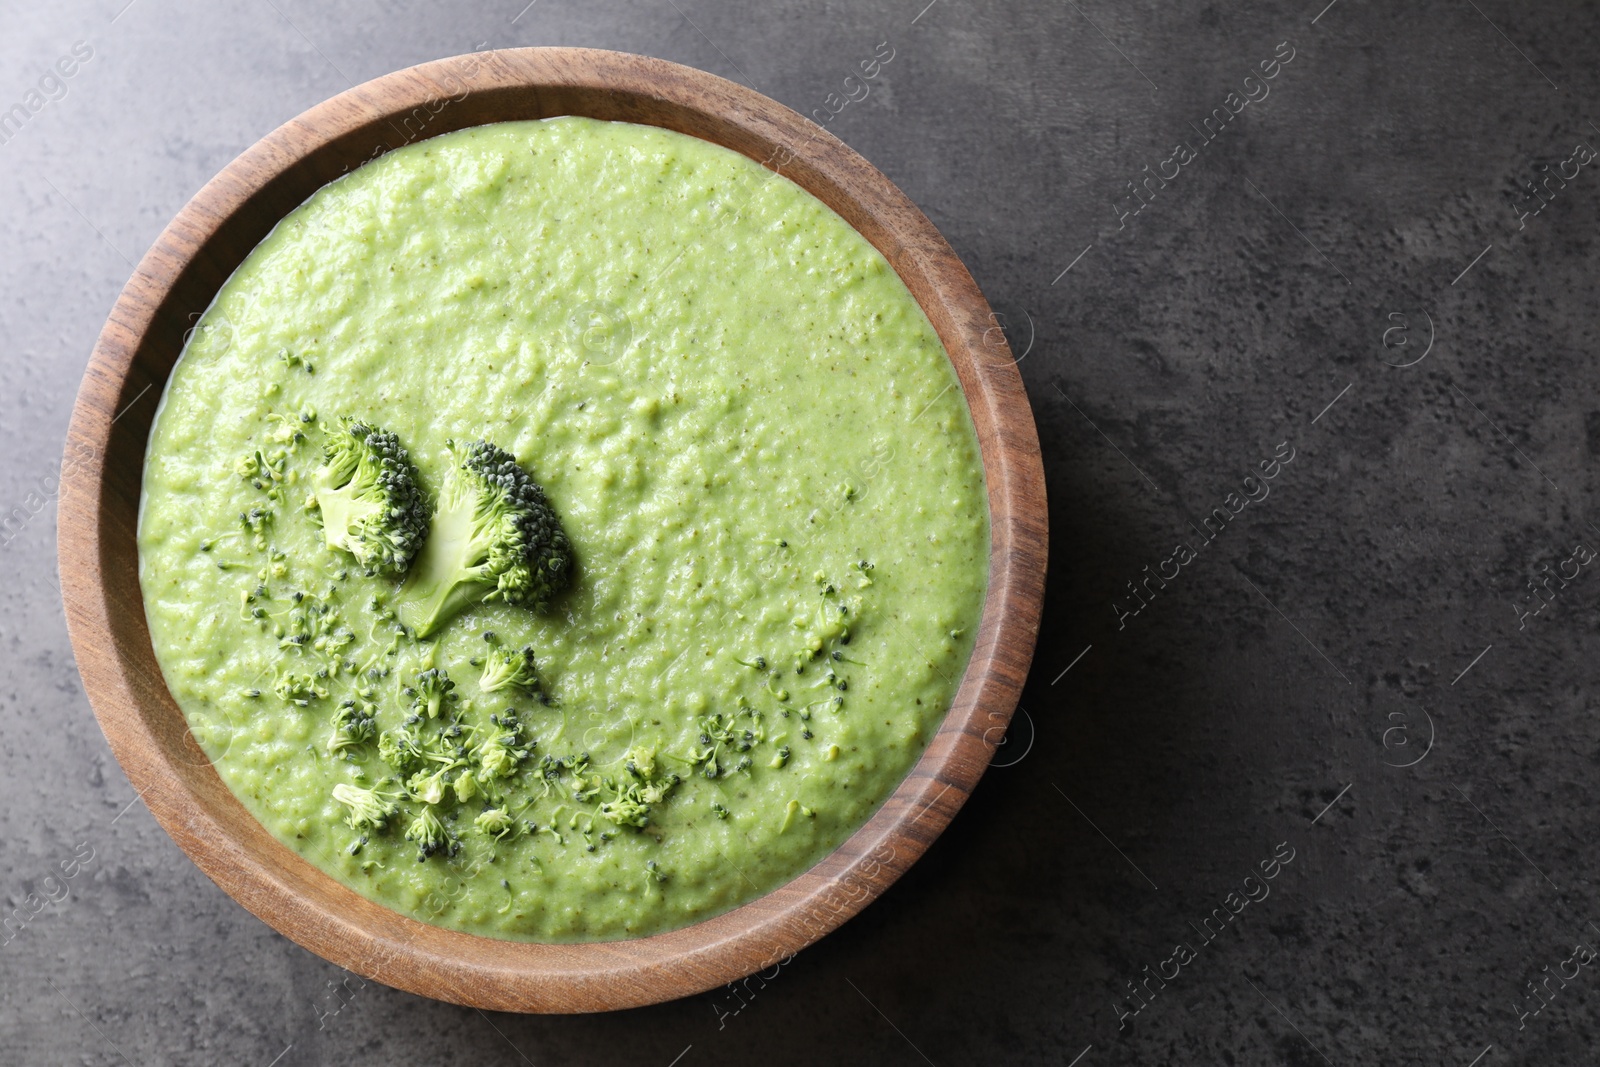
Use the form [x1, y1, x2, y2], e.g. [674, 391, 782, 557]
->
[56, 47, 1047, 1013]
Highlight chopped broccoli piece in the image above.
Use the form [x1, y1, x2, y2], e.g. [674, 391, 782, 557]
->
[279, 350, 312, 373]
[598, 784, 653, 829]
[474, 807, 521, 841]
[237, 448, 287, 497]
[476, 742, 518, 781]
[273, 671, 327, 707]
[479, 643, 543, 698]
[311, 417, 429, 576]
[379, 712, 473, 792]
[407, 768, 450, 806]
[331, 784, 396, 832]
[404, 807, 453, 860]
[691, 706, 764, 779]
[239, 506, 274, 551]
[597, 755, 681, 829]
[408, 667, 456, 720]
[566, 753, 603, 803]
[475, 713, 533, 780]
[327, 699, 376, 756]
[780, 798, 816, 833]
[623, 746, 656, 780]
[598, 772, 681, 830]
[395, 439, 572, 638]
[377, 726, 428, 776]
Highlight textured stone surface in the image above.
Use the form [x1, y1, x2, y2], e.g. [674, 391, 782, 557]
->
[3, 0, 1599, 1063]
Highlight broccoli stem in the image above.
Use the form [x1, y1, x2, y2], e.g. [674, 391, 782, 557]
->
[311, 470, 382, 555]
[396, 502, 489, 638]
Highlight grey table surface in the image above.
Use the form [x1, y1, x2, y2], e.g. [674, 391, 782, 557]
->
[4, 0, 1599, 1063]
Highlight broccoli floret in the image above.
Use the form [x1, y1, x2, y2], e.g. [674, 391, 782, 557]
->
[378, 711, 469, 780]
[331, 783, 396, 832]
[404, 807, 452, 860]
[395, 439, 572, 638]
[377, 726, 427, 776]
[479, 643, 542, 697]
[327, 699, 376, 756]
[599, 785, 653, 829]
[408, 668, 456, 720]
[691, 706, 764, 779]
[476, 742, 519, 781]
[623, 746, 656, 780]
[239, 506, 274, 551]
[407, 767, 450, 806]
[598, 775, 679, 830]
[475, 713, 533, 780]
[474, 807, 521, 841]
[237, 448, 287, 498]
[311, 417, 429, 576]
[598, 758, 680, 830]
[567, 753, 603, 803]
[273, 671, 327, 707]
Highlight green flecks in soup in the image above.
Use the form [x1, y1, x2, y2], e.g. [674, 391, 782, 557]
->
[139, 117, 988, 942]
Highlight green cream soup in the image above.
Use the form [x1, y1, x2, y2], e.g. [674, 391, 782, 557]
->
[140, 117, 987, 942]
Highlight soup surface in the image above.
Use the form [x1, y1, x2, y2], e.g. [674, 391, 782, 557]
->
[139, 117, 988, 941]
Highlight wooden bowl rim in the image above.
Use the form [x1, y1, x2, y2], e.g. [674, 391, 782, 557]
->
[57, 46, 1047, 1013]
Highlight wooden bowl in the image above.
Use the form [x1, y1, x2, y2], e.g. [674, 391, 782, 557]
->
[58, 47, 1047, 1012]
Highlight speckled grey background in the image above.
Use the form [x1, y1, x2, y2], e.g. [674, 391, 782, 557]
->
[3, 0, 1598, 1063]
